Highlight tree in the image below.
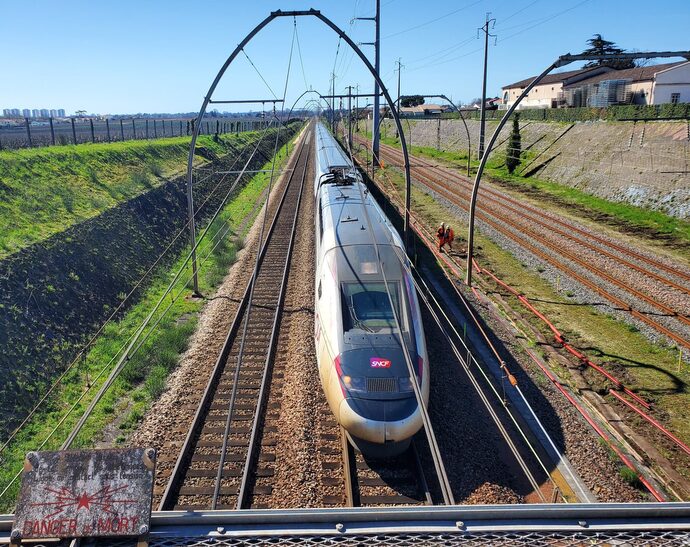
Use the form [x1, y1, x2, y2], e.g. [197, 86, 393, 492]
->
[582, 34, 636, 69]
[400, 95, 425, 107]
[506, 113, 521, 175]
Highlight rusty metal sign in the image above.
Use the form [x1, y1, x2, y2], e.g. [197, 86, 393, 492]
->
[12, 448, 155, 541]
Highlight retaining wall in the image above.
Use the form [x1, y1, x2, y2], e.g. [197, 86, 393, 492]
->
[373, 118, 690, 218]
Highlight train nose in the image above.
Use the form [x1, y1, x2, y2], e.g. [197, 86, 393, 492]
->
[346, 395, 418, 422]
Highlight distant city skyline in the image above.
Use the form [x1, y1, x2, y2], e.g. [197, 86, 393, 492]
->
[2, 108, 66, 118]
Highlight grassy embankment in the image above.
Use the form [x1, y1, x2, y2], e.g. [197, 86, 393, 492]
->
[0, 134, 296, 511]
[0, 135, 238, 258]
[368, 124, 690, 253]
[350, 142, 690, 485]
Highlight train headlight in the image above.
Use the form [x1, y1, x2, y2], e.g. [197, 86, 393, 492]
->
[342, 376, 367, 392]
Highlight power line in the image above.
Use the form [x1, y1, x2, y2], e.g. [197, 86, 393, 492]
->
[382, 0, 483, 40]
[497, 0, 593, 44]
[500, 0, 542, 24]
[405, 35, 476, 67]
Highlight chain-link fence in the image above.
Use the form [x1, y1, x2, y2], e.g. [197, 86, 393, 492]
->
[0, 117, 271, 150]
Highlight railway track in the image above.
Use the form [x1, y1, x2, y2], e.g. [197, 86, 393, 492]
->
[341, 429, 433, 507]
[357, 137, 690, 351]
[158, 124, 312, 510]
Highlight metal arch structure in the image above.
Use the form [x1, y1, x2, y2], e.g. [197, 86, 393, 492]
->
[185, 9, 414, 288]
[422, 94, 472, 176]
[372, 93, 472, 175]
[286, 90, 332, 122]
[464, 49, 690, 286]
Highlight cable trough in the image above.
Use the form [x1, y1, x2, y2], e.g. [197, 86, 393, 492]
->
[158, 125, 312, 511]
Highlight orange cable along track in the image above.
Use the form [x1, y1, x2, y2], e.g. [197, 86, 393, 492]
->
[358, 137, 690, 352]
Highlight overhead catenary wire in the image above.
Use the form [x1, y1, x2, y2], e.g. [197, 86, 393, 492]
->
[294, 18, 310, 91]
[242, 49, 279, 100]
[212, 35, 297, 508]
[354, 152, 566, 500]
[340, 126, 456, 505]
[0, 181, 262, 504]
[382, 0, 483, 40]
[497, 0, 593, 43]
[58, 129, 275, 450]
[0, 130, 268, 458]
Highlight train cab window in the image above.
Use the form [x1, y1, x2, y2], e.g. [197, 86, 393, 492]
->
[342, 282, 402, 333]
[318, 197, 324, 240]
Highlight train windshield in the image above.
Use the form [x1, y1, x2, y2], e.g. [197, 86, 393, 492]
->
[334, 244, 414, 339]
[342, 282, 401, 332]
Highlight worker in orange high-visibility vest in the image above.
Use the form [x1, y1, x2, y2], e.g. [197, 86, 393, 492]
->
[444, 225, 455, 252]
[436, 222, 446, 252]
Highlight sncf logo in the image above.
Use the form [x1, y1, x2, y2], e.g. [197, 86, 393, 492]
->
[370, 357, 391, 368]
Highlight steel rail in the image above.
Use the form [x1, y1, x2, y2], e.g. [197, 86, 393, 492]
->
[341, 428, 358, 507]
[374, 138, 690, 290]
[236, 128, 312, 509]
[339, 126, 455, 505]
[356, 145, 678, 501]
[465, 50, 690, 286]
[340, 429, 432, 507]
[411, 265, 548, 501]
[392, 145, 690, 296]
[210, 121, 290, 509]
[60, 132, 273, 450]
[0, 129, 273, 459]
[350, 148, 583, 502]
[158, 127, 310, 510]
[368, 140, 690, 351]
[383, 143, 690, 324]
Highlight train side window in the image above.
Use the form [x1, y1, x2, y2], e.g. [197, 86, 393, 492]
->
[318, 280, 322, 300]
[318, 197, 324, 239]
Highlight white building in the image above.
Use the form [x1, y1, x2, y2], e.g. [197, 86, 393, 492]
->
[651, 62, 690, 104]
[503, 60, 690, 109]
[501, 67, 611, 109]
[32, 109, 40, 118]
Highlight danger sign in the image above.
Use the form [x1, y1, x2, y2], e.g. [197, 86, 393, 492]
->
[12, 448, 155, 541]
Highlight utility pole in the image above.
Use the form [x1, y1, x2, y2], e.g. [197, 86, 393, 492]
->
[355, 84, 360, 133]
[357, 0, 381, 165]
[330, 72, 336, 131]
[396, 58, 402, 109]
[478, 12, 496, 159]
[347, 85, 353, 146]
[395, 58, 403, 137]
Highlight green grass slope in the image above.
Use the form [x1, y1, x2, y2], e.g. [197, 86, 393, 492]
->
[0, 136, 236, 258]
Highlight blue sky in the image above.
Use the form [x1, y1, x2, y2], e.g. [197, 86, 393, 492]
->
[2, 0, 689, 114]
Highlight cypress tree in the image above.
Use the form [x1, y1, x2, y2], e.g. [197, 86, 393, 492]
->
[506, 113, 521, 174]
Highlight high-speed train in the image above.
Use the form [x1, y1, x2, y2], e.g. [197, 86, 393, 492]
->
[313, 122, 429, 457]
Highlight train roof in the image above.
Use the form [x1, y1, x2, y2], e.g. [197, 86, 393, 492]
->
[315, 122, 352, 171]
[319, 180, 404, 251]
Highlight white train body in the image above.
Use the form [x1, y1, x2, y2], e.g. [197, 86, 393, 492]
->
[313, 122, 429, 456]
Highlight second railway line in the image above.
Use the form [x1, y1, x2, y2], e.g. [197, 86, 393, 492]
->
[356, 135, 690, 351]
